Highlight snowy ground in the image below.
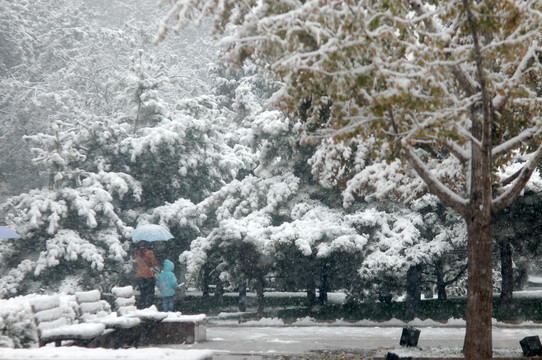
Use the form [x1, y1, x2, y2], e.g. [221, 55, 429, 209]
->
[2, 318, 542, 359]
[0, 347, 213, 360]
[3, 289, 542, 359]
[178, 317, 542, 359]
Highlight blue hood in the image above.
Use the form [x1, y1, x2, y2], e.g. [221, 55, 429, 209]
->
[163, 259, 174, 272]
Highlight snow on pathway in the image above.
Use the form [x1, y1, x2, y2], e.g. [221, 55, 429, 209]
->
[0, 347, 213, 359]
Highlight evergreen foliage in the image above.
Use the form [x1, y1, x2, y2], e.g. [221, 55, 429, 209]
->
[1, 7, 542, 359]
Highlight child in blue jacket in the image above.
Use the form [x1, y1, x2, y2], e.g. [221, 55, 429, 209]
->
[157, 259, 182, 312]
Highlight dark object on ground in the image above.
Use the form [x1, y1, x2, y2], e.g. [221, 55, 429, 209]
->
[386, 352, 412, 360]
[400, 326, 420, 347]
[146, 315, 207, 344]
[520, 335, 542, 357]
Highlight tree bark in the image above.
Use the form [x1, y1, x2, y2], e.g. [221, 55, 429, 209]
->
[318, 263, 329, 306]
[463, 204, 493, 360]
[461, 2, 494, 351]
[238, 281, 247, 312]
[255, 274, 265, 319]
[406, 264, 422, 320]
[499, 237, 514, 306]
[214, 280, 224, 301]
[307, 276, 317, 311]
[462, 109, 494, 360]
[435, 259, 448, 301]
[201, 265, 210, 299]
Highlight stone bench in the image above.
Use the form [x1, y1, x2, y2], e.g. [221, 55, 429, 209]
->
[111, 285, 206, 345]
[111, 286, 167, 346]
[145, 313, 207, 344]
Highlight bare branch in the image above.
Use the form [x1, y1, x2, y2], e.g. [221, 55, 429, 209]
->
[443, 262, 468, 286]
[499, 168, 521, 187]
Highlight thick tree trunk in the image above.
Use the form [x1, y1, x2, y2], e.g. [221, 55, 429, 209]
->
[462, 69, 493, 358]
[406, 264, 422, 320]
[499, 237, 514, 306]
[463, 213, 493, 360]
[464, 108, 493, 360]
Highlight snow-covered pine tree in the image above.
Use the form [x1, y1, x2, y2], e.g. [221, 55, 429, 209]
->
[1, 119, 140, 297]
[0, 0, 229, 297]
[178, 64, 370, 314]
[0, 0, 99, 195]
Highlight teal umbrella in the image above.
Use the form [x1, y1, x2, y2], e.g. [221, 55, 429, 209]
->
[130, 224, 173, 242]
[0, 226, 20, 239]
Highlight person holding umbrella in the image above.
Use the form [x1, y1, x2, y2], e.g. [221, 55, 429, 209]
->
[135, 242, 158, 309]
[131, 224, 174, 309]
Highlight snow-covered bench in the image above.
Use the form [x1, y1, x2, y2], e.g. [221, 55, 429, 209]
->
[75, 290, 141, 348]
[29, 295, 105, 347]
[111, 285, 138, 316]
[111, 285, 206, 344]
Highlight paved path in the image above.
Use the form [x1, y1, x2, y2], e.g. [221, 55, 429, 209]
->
[161, 324, 541, 359]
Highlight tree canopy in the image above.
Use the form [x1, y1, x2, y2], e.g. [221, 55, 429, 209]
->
[158, 1, 542, 358]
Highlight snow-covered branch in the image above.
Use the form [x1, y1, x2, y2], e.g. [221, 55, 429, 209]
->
[492, 41, 539, 110]
[492, 126, 542, 160]
[401, 144, 468, 217]
[409, 0, 477, 97]
[492, 143, 542, 214]
[443, 140, 470, 165]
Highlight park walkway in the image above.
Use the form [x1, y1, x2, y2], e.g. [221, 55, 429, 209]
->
[164, 323, 541, 359]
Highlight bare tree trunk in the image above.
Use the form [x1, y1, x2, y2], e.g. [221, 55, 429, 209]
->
[462, 2, 495, 357]
[238, 281, 247, 312]
[255, 274, 265, 319]
[214, 280, 224, 301]
[463, 207, 493, 360]
[201, 265, 210, 300]
[318, 263, 329, 306]
[307, 276, 317, 311]
[464, 94, 493, 360]
[434, 259, 448, 301]
[499, 237, 514, 306]
[406, 264, 422, 320]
